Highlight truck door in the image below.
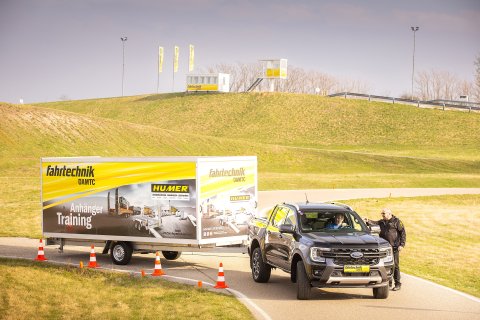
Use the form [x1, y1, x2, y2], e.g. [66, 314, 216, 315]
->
[265, 205, 289, 268]
[276, 208, 297, 271]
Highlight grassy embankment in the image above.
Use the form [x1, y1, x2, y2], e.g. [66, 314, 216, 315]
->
[39, 93, 480, 187]
[1, 93, 480, 238]
[344, 194, 480, 298]
[0, 258, 253, 320]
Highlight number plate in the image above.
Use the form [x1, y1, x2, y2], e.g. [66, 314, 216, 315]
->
[343, 265, 370, 273]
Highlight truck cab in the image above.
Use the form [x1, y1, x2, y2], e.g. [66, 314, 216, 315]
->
[248, 202, 394, 300]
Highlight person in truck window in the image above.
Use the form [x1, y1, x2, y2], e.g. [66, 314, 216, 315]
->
[325, 212, 346, 229]
[364, 208, 406, 291]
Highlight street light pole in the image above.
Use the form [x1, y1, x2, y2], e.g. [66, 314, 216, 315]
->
[410, 26, 419, 100]
[120, 36, 128, 96]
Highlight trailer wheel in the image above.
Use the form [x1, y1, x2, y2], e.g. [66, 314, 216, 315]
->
[162, 251, 181, 260]
[111, 242, 133, 265]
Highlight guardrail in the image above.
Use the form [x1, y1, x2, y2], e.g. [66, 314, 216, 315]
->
[328, 92, 480, 112]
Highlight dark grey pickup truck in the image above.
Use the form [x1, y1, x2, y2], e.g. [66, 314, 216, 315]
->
[248, 202, 394, 299]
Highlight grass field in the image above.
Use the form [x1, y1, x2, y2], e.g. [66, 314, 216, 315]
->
[0, 258, 253, 320]
[343, 194, 480, 298]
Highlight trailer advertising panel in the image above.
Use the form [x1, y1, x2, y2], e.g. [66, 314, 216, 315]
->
[41, 157, 257, 247]
[42, 160, 197, 241]
[198, 158, 257, 241]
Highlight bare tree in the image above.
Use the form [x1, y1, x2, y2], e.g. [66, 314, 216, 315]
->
[415, 69, 473, 101]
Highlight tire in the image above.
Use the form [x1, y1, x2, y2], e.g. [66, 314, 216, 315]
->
[110, 241, 133, 265]
[251, 247, 271, 283]
[373, 285, 389, 299]
[296, 260, 311, 300]
[162, 251, 182, 260]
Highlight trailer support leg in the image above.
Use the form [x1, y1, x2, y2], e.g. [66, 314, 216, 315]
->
[103, 241, 112, 254]
[58, 238, 64, 253]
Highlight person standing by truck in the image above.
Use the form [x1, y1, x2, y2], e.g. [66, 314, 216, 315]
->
[364, 208, 406, 291]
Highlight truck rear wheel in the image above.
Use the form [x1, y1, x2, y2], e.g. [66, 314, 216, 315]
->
[111, 241, 133, 265]
[373, 285, 389, 299]
[162, 251, 182, 260]
[251, 247, 271, 283]
[296, 261, 311, 300]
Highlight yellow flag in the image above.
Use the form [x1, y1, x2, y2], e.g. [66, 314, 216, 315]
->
[189, 44, 194, 72]
[174, 46, 179, 73]
[158, 46, 164, 73]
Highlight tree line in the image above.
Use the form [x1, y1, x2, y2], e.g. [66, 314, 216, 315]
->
[205, 55, 480, 102]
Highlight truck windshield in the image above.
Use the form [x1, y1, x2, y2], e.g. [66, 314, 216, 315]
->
[299, 210, 367, 233]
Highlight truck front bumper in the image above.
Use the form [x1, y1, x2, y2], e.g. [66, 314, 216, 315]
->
[308, 259, 394, 288]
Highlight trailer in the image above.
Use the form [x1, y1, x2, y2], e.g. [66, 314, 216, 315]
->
[186, 73, 230, 93]
[41, 156, 257, 264]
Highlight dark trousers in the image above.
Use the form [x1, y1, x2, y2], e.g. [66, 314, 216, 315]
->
[393, 249, 401, 286]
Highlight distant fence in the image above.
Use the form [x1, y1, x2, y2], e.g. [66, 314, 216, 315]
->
[328, 92, 480, 112]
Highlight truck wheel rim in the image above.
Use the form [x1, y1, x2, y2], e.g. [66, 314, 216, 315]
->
[252, 251, 260, 278]
[113, 245, 125, 261]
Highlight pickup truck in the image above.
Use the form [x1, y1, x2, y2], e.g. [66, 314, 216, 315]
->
[248, 202, 394, 300]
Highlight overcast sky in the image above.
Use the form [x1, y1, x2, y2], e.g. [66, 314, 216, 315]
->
[1, 0, 479, 103]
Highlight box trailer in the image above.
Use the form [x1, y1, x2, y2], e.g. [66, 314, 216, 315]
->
[186, 73, 230, 93]
[41, 156, 257, 264]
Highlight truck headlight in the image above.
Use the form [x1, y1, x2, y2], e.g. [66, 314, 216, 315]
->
[380, 247, 393, 263]
[310, 247, 331, 263]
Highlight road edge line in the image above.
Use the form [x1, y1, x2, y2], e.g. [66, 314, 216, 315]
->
[227, 287, 273, 320]
[403, 273, 480, 303]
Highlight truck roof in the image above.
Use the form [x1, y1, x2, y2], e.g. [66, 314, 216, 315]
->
[284, 202, 353, 211]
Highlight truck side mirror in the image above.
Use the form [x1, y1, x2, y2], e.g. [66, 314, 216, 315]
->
[279, 224, 295, 234]
[369, 225, 380, 235]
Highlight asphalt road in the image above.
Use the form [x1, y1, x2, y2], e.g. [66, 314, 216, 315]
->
[1, 188, 479, 320]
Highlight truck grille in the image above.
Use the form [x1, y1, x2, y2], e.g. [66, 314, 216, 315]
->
[323, 248, 386, 266]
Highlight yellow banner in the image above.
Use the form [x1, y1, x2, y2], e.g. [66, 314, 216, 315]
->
[187, 84, 218, 92]
[266, 68, 280, 78]
[174, 46, 179, 73]
[158, 46, 164, 73]
[189, 44, 194, 72]
[42, 162, 196, 205]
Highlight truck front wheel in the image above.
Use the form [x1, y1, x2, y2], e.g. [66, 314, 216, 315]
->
[373, 285, 389, 299]
[162, 251, 182, 260]
[296, 261, 312, 300]
[251, 247, 271, 283]
[111, 241, 133, 265]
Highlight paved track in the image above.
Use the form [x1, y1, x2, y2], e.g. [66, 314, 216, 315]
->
[1, 188, 479, 320]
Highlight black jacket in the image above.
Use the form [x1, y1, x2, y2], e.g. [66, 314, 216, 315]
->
[368, 215, 406, 249]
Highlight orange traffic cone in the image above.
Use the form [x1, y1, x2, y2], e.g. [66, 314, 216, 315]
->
[151, 251, 165, 276]
[214, 262, 228, 289]
[87, 244, 100, 268]
[35, 239, 48, 261]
